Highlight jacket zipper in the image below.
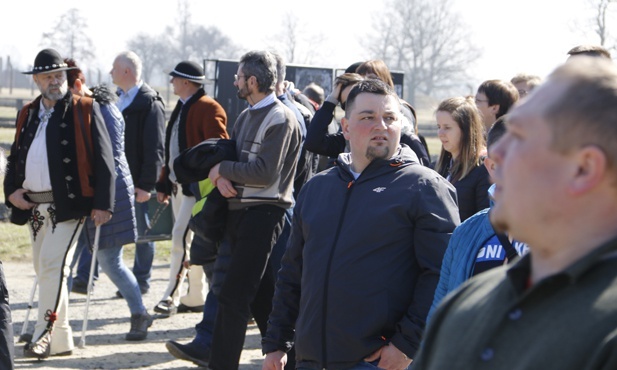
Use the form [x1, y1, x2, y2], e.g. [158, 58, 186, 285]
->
[321, 179, 355, 367]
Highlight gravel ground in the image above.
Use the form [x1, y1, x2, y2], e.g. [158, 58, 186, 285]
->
[5, 260, 264, 369]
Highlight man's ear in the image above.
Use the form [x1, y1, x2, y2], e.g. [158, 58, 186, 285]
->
[569, 146, 606, 196]
[70, 79, 83, 95]
[484, 156, 497, 180]
[341, 117, 350, 140]
[490, 104, 500, 116]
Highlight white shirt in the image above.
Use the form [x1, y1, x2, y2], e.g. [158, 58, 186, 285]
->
[251, 93, 276, 110]
[22, 100, 53, 192]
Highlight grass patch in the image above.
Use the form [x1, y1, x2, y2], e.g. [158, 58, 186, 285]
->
[0, 128, 15, 145]
[0, 222, 32, 262]
[0, 219, 172, 263]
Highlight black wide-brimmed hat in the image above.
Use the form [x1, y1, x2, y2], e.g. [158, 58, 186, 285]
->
[169, 61, 205, 84]
[22, 48, 77, 75]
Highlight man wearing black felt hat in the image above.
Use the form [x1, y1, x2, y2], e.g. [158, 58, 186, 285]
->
[153, 60, 228, 318]
[3, 48, 115, 359]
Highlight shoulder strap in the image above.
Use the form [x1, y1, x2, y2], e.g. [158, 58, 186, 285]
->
[495, 233, 519, 262]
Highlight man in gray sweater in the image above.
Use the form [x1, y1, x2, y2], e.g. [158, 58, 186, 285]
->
[204, 50, 301, 370]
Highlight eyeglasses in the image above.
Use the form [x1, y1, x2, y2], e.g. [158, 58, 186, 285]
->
[474, 98, 489, 105]
[234, 74, 250, 82]
[517, 89, 528, 97]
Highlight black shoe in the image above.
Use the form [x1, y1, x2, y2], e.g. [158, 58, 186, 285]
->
[71, 279, 89, 295]
[52, 350, 73, 356]
[154, 300, 177, 316]
[24, 332, 51, 359]
[125, 312, 153, 341]
[166, 340, 210, 367]
[177, 303, 205, 313]
[116, 286, 149, 299]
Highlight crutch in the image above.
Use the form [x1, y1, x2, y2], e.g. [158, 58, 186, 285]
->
[18, 276, 38, 342]
[78, 225, 100, 348]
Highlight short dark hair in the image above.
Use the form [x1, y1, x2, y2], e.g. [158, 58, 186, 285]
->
[239, 50, 277, 94]
[344, 78, 397, 117]
[567, 45, 611, 59]
[487, 115, 507, 151]
[477, 80, 519, 118]
[303, 83, 325, 106]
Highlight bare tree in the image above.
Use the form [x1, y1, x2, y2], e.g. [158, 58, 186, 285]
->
[127, 33, 173, 84]
[589, 0, 617, 49]
[40, 8, 95, 65]
[366, 0, 481, 105]
[267, 13, 327, 65]
[126, 0, 240, 84]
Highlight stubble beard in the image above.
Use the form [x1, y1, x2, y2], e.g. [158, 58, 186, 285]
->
[236, 85, 248, 100]
[365, 145, 391, 163]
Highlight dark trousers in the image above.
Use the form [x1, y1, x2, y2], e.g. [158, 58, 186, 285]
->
[0, 262, 14, 370]
[209, 205, 285, 370]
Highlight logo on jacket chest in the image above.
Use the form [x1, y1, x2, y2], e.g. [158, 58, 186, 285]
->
[373, 187, 386, 193]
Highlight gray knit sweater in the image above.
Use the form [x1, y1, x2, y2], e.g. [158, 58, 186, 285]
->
[219, 99, 301, 210]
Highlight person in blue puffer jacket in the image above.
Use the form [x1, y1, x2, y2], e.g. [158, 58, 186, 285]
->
[427, 117, 529, 323]
[64, 59, 153, 341]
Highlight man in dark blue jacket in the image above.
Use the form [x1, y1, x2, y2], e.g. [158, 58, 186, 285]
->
[110, 51, 165, 294]
[262, 79, 459, 369]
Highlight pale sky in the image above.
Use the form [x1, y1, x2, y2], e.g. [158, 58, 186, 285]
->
[0, 0, 603, 95]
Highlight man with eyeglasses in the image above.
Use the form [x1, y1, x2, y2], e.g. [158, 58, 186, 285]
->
[510, 73, 542, 100]
[474, 79, 519, 134]
[191, 50, 301, 370]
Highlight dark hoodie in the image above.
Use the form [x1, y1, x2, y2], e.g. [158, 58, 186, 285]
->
[263, 145, 460, 368]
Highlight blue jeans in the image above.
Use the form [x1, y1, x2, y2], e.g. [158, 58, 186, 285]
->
[97, 245, 145, 315]
[133, 202, 154, 291]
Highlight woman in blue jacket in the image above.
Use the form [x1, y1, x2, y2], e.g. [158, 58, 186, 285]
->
[65, 59, 152, 341]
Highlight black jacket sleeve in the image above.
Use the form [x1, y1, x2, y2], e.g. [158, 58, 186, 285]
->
[400, 133, 430, 167]
[262, 195, 305, 354]
[390, 174, 460, 359]
[137, 95, 165, 191]
[303, 101, 346, 157]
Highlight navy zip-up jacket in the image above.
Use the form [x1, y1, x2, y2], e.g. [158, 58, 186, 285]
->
[262, 145, 460, 369]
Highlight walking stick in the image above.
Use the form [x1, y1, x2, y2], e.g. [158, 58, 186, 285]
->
[78, 225, 100, 348]
[18, 276, 38, 342]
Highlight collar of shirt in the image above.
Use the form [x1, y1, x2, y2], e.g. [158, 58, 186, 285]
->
[179, 92, 195, 106]
[38, 99, 54, 121]
[506, 234, 617, 293]
[117, 80, 144, 111]
[250, 93, 276, 110]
